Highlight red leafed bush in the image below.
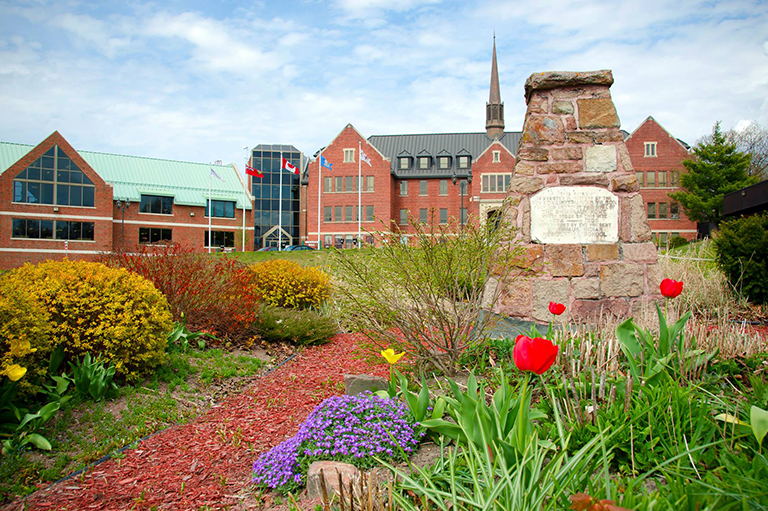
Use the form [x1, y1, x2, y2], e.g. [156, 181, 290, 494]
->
[100, 243, 260, 344]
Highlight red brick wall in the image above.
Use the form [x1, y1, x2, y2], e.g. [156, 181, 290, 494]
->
[470, 141, 517, 221]
[0, 132, 113, 269]
[625, 117, 697, 242]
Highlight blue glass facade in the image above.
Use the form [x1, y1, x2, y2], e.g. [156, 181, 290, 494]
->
[250, 145, 304, 249]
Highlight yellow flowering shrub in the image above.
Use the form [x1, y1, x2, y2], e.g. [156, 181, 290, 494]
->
[250, 260, 331, 309]
[5, 260, 173, 383]
[0, 277, 52, 394]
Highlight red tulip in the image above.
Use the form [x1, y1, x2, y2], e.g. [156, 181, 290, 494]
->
[660, 278, 683, 299]
[548, 301, 566, 315]
[513, 335, 558, 375]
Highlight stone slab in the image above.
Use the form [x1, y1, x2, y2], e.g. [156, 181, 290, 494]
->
[525, 70, 614, 101]
[344, 374, 388, 395]
[585, 145, 617, 173]
[530, 187, 619, 244]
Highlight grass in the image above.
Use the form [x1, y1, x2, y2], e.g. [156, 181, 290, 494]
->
[0, 346, 267, 504]
[219, 247, 379, 269]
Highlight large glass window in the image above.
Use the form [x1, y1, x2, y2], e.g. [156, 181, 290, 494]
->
[139, 195, 173, 215]
[204, 230, 235, 248]
[250, 148, 302, 249]
[11, 219, 54, 239]
[206, 199, 235, 218]
[481, 174, 511, 193]
[55, 221, 95, 240]
[139, 227, 172, 244]
[13, 145, 95, 207]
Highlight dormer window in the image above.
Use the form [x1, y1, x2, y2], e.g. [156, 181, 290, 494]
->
[438, 156, 451, 169]
[458, 156, 471, 169]
[418, 157, 431, 170]
[398, 157, 411, 170]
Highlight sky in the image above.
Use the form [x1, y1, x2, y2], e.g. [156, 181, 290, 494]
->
[0, 0, 766, 171]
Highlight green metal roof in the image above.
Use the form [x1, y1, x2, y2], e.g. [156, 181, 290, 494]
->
[0, 141, 251, 210]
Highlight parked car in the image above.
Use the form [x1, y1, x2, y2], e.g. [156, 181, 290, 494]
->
[257, 246, 278, 252]
[284, 245, 315, 251]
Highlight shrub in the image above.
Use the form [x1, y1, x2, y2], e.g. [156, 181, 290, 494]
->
[0, 277, 53, 396]
[714, 213, 768, 305]
[252, 305, 337, 346]
[668, 235, 689, 250]
[250, 260, 331, 309]
[100, 243, 260, 343]
[252, 392, 422, 492]
[5, 260, 173, 382]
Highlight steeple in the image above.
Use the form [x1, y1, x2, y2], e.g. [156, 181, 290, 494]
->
[486, 35, 505, 139]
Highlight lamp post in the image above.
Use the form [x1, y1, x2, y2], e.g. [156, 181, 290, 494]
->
[115, 199, 130, 247]
[451, 170, 473, 231]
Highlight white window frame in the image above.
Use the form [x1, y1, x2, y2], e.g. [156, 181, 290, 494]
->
[481, 173, 512, 193]
[458, 156, 470, 169]
[492, 151, 501, 163]
[644, 142, 657, 157]
[344, 148, 355, 163]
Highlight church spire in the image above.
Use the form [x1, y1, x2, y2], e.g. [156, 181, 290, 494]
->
[486, 35, 505, 139]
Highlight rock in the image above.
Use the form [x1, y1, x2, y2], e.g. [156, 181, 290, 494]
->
[306, 461, 360, 500]
[577, 98, 620, 129]
[524, 70, 614, 101]
[585, 145, 617, 173]
[344, 374, 388, 396]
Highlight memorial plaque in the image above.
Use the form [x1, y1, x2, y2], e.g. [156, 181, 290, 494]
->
[530, 187, 618, 244]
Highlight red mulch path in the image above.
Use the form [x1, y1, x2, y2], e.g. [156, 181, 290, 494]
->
[7, 333, 388, 511]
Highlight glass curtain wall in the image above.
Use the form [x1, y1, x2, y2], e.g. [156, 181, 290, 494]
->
[250, 145, 303, 249]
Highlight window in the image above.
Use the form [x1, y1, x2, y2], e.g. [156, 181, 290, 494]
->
[492, 151, 501, 163]
[644, 142, 657, 157]
[647, 171, 656, 188]
[419, 208, 428, 223]
[658, 232, 668, 247]
[460, 180, 468, 196]
[438, 156, 451, 169]
[671, 202, 680, 219]
[418, 157, 430, 170]
[636, 171, 644, 187]
[658, 171, 668, 187]
[12, 145, 95, 207]
[481, 174, 511, 193]
[420, 180, 428, 196]
[335, 176, 343, 192]
[659, 202, 668, 219]
[345, 205, 353, 222]
[400, 181, 408, 196]
[365, 176, 374, 192]
[460, 208, 467, 224]
[55, 221, 94, 241]
[399, 157, 410, 170]
[458, 156, 470, 169]
[324, 206, 332, 222]
[439, 208, 448, 224]
[140, 195, 173, 215]
[671, 171, 680, 187]
[647, 202, 656, 219]
[439, 180, 448, 196]
[334, 206, 342, 221]
[324, 177, 333, 192]
[139, 227, 172, 244]
[206, 200, 235, 218]
[365, 205, 374, 221]
[344, 176, 354, 192]
[204, 230, 234, 248]
[11, 219, 54, 239]
[344, 149, 355, 163]
[324, 235, 333, 248]
[399, 209, 408, 225]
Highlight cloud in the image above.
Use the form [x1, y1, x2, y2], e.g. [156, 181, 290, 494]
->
[48, 13, 131, 58]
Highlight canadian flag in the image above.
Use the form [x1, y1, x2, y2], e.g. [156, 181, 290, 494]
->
[282, 158, 299, 175]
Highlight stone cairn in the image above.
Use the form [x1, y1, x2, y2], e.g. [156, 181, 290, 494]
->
[497, 70, 661, 323]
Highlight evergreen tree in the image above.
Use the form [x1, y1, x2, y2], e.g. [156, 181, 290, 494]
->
[670, 121, 758, 224]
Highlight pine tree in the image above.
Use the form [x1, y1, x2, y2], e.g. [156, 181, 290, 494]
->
[670, 121, 758, 225]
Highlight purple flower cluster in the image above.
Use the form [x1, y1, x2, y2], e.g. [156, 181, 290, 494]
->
[251, 392, 423, 490]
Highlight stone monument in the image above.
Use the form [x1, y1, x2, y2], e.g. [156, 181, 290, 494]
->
[497, 70, 661, 323]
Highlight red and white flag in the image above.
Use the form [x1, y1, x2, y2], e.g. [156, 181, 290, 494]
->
[245, 164, 263, 178]
[282, 158, 299, 175]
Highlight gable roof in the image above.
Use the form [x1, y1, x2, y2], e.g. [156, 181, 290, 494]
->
[625, 116, 691, 153]
[0, 137, 251, 209]
[368, 131, 521, 177]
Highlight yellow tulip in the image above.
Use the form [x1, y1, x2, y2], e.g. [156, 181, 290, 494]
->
[5, 364, 27, 382]
[380, 349, 405, 365]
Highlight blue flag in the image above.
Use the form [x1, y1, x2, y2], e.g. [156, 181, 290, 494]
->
[320, 155, 333, 170]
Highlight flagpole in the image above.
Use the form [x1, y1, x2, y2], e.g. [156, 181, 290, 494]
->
[278, 151, 283, 252]
[243, 147, 248, 252]
[208, 170, 212, 254]
[317, 150, 322, 249]
[357, 141, 361, 249]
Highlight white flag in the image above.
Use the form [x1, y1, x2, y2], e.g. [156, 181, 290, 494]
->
[210, 168, 225, 182]
[360, 148, 372, 167]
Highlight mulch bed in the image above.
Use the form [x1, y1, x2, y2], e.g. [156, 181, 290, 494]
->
[5, 333, 388, 511]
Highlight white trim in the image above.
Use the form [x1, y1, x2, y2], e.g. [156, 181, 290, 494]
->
[0, 248, 101, 255]
[0, 211, 112, 221]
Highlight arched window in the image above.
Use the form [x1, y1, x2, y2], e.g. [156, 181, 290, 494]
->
[13, 145, 95, 207]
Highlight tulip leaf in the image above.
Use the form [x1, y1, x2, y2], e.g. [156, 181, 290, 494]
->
[751, 406, 768, 447]
[714, 413, 751, 428]
[655, 302, 670, 355]
[24, 433, 52, 451]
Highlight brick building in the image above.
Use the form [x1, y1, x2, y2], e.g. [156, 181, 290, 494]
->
[0, 131, 253, 269]
[624, 116, 696, 245]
